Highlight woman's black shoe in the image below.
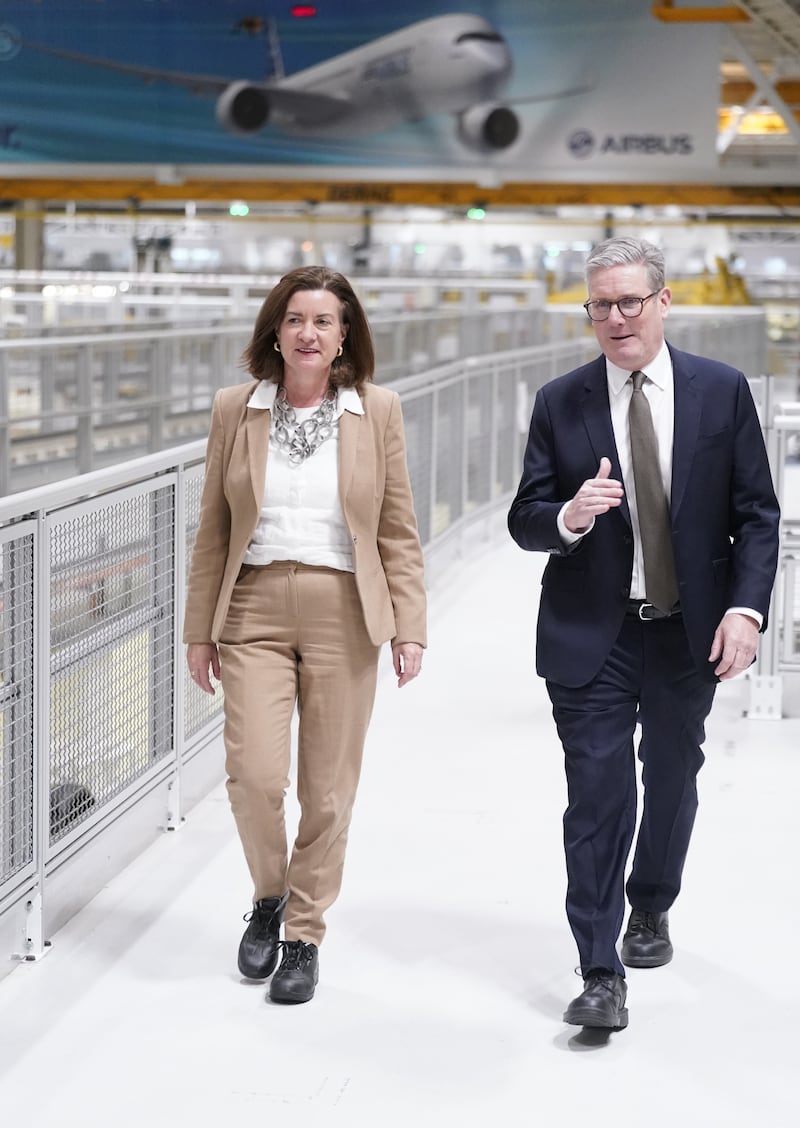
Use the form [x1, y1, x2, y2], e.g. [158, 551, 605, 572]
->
[269, 940, 319, 1004]
[237, 892, 289, 979]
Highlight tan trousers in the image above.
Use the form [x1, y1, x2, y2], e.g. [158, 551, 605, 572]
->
[218, 562, 380, 947]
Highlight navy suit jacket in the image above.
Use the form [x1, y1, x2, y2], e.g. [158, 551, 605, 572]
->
[508, 344, 780, 688]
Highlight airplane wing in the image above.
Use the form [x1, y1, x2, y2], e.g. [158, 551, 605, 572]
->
[14, 35, 353, 126]
[15, 36, 233, 94]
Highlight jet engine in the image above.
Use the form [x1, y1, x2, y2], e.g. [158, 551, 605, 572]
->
[215, 82, 270, 134]
[457, 104, 520, 152]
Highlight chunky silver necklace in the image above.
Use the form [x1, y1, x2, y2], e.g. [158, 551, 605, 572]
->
[271, 386, 336, 465]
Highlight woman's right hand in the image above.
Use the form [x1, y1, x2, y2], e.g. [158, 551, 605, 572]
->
[186, 642, 220, 695]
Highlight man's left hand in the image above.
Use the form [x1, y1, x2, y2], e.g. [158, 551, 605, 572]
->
[708, 612, 760, 680]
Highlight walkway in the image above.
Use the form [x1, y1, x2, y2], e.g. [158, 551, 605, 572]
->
[0, 535, 797, 1127]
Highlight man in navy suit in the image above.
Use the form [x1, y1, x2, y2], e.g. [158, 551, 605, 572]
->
[508, 237, 779, 1031]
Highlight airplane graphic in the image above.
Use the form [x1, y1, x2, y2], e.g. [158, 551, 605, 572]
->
[11, 13, 589, 154]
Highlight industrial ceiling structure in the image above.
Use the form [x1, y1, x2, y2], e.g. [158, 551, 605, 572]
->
[715, 0, 800, 160]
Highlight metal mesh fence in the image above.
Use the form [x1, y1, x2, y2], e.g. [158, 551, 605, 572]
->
[466, 371, 494, 511]
[48, 485, 175, 845]
[183, 470, 225, 743]
[0, 531, 35, 884]
[434, 380, 465, 534]
[397, 347, 599, 549]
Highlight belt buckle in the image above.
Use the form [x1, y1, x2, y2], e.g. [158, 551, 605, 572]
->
[638, 602, 658, 621]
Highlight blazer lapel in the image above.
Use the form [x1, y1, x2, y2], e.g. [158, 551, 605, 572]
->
[669, 349, 701, 521]
[338, 408, 360, 509]
[244, 402, 271, 510]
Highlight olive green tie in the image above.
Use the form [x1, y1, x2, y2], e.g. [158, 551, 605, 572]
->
[629, 371, 679, 613]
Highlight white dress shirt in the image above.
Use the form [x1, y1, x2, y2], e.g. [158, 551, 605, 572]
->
[243, 382, 364, 572]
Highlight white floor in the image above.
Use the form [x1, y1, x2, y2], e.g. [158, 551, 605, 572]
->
[1, 536, 798, 1127]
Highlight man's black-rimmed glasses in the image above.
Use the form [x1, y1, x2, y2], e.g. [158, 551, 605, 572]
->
[583, 290, 661, 322]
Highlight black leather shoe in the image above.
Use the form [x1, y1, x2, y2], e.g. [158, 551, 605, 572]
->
[621, 909, 673, 968]
[269, 940, 319, 1004]
[563, 969, 629, 1029]
[237, 892, 289, 979]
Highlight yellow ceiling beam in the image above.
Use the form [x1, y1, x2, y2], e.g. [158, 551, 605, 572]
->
[722, 79, 800, 104]
[652, 2, 749, 21]
[719, 107, 794, 132]
[5, 177, 800, 209]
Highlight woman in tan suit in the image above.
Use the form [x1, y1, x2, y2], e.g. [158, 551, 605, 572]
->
[184, 266, 426, 1005]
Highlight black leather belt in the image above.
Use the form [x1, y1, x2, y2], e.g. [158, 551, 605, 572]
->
[626, 600, 680, 621]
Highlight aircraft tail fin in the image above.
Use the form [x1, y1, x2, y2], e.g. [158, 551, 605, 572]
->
[266, 17, 285, 81]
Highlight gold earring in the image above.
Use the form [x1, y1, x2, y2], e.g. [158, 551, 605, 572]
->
[337, 344, 343, 357]
[273, 341, 281, 353]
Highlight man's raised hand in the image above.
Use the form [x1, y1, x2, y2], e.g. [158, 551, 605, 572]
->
[563, 457, 624, 534]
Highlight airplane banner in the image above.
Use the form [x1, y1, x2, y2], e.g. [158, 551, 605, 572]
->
[0, 0, 721, 182]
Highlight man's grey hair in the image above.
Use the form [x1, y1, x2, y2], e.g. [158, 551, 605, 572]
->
[585, 237, 666, 293]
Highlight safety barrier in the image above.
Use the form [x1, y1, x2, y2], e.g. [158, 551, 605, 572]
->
[0, 307, 543, 497]
[0, 302, 765, 498]
[749, 403, 800, 717]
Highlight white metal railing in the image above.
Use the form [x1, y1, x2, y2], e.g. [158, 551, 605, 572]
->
[0, 269, 546, 325]
[0, 309, 545, 497]
[751, 407, 800, 718]
[0, 302, 767, 497]
[0, 308, 779, 979]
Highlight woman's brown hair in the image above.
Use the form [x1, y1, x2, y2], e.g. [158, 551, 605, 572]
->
[241, 266, 375, 388]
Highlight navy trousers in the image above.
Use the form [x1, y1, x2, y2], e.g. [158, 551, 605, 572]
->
[546, 613, 717, 977]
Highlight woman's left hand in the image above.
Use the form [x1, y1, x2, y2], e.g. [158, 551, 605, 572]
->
[392, 641, 423, 688]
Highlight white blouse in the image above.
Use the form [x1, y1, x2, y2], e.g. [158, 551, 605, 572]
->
[243, 383, 364, 572]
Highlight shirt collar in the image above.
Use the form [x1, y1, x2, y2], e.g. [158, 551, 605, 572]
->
[248, 381, 364, 417]
[606, 340, 672, 399]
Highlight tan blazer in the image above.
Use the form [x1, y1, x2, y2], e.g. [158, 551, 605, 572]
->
[183, 380, 427, 649]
